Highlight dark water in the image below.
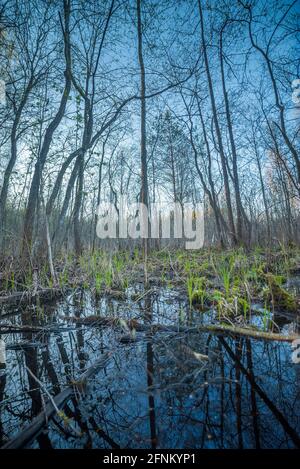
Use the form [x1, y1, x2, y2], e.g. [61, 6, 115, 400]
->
[0, 287, 299, 449]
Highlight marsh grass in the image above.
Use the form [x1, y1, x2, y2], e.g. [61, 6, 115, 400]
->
[1, 246, 299, 329]
[179, 246, 299, 319]
[186, 275, 209, 310]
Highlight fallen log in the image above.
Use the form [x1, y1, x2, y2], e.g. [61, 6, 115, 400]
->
[0, 324, 83, 334]
[59, 315, 299, 342]
[0, 325, 46, 333]
[0, 288, 64, 308]
[188, 323, 299, 342]
[1, 351, 112, 449]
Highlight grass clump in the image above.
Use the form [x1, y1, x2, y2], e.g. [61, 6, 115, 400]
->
[263, 273, 298, 312]
[187, 276, 210, 310]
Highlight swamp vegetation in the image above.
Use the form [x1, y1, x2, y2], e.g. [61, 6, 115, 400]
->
[0, 246, 300, 448]
[0, 0, 300, 451]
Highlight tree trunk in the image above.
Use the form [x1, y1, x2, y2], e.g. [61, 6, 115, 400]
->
[0, 81, 33, 247]
[219, 25, 250, 244]
[137, 0, 149, 280]
[73, 154, 84, 257]
[198, 0, 237, 246]
[22, 0, 72, 261]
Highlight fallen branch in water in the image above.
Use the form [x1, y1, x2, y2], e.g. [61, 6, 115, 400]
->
[132, 288, 156, 303]
[59, 315, 299, 342]
[0, 325, 46, 333]
[0, 288, 64, 308]
[0, 324, 83, 334]
[1, 313, 297, 342]
[190, 323, 299, 342]
[25, 365, 81, 437]
[1, 351, 112, 449]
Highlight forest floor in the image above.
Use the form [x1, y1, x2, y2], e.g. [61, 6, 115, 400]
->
[1, 245, 300, 336]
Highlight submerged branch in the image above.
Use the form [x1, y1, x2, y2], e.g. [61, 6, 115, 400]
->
[1, 351, 112, 449]
[0, 288, 64, 308]
[59, 315, 299, 342]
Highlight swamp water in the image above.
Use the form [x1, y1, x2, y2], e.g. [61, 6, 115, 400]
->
[0, 286, 299, 449]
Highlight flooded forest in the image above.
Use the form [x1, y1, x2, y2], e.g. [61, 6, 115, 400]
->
[0, 0, 300, 455]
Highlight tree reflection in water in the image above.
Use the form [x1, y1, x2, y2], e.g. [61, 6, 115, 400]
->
[0, 288, 299, 449]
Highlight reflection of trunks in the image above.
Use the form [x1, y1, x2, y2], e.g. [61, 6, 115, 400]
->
[0, 80, 6, 106]
[1, 289, 300, 449]
[291, 338, 300, 364]
[0, 340, 6, 369]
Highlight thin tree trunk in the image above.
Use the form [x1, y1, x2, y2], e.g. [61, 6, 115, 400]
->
[137, 0, 149, 282]
[252, 128, 271, 242]
[198, 0, 237, 246]
[245, 3, 300, 187]
[22, 0, 72, 260]
[92, 139, 106, 252]
[73, 155, 84, 257]
[0, 80, 33, 247]
[52, 158, 80, 250]
[219, 25, 250, 244]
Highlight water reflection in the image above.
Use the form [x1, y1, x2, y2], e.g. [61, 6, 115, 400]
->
[0, 288, 299, 449]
